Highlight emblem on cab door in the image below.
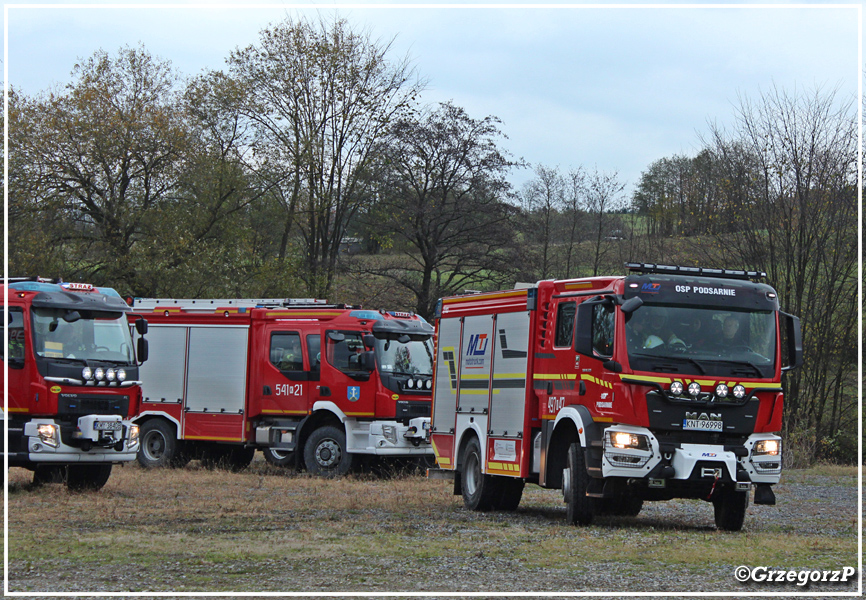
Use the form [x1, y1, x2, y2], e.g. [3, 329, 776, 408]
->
[347, 386, 361, 402]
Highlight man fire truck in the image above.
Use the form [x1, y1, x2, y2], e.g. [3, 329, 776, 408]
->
[429, 263, 802, 531]
[3, 277, 147, 490]
[130, 298, 434, 475]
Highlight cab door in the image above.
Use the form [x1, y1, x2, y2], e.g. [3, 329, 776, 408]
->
[3, 307, 30, 414]
[259, 328, 312, 418]
[317, 330, 376, 418]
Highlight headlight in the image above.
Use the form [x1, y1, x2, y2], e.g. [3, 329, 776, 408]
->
[754, 439, 780, 456]
[381, 425, 397, 444]
[606, 430, 649, 450]
[687, 382, 701, 397]
[670, 381, 684, 396]
[733, 384, 747, 399]
[116, 369, 127, 382]
[36, 424, 59, 448]
[94, 368, 105, 381]
[128, 424, 140, 446]
[715, 384, 729, 398]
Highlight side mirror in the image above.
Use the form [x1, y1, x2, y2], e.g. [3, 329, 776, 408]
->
[363, 334, 376, 350]
[135, 318, 148, 335]
[780, 312, 803, 372]
[328, 331, 345, 342]
[361, 350, 376, 371]
[137, 337, 149, 364]
[620, 296, 643, 315]
[63, 310, 82, 323]
[574, 302, 594, 357]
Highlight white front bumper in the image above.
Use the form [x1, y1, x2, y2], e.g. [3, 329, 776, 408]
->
[23, 417, 139, 463]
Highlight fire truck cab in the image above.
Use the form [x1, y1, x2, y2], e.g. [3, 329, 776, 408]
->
[3, 277, 147, 490]
[430, 263, 802, 530]
[131, 298, 434, 475]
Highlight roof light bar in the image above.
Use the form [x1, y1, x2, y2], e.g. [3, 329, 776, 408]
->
[625, 263, 766, 281]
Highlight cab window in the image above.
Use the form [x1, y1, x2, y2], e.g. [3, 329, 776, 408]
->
[307, 334, 321, 373]
[3, 308, 25, 367]
[326, 331, 365, 374]
[591, 304, 614, 358]
[270, 333, 304, 372]
[554, 302, 576, 348]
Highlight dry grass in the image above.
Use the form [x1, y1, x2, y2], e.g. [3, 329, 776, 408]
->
[4, 460, 859, 595]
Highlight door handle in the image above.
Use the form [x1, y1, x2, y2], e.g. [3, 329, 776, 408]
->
[263, 385, 272, 396]
[319, 386, 331, 397]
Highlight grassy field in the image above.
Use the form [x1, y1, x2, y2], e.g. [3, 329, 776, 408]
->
[4, 460, 860, 595]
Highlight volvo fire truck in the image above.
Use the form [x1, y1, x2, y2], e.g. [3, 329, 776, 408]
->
[429, 263, 803, 530]
[130, 298, 434, 475]
[3, 277, 147, 490]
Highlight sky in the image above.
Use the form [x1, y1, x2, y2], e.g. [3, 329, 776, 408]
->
[2, 2, 861, 197]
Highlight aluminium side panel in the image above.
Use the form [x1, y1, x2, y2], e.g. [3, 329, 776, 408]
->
[488, 311, 531, 437]
[185, 326, 250, 413]
[139, 326, 188, 404]
[458, 314, 495, 414]
[432, 316, 462, 433]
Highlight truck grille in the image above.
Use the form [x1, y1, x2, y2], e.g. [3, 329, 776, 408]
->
[58, 394, 130, 418]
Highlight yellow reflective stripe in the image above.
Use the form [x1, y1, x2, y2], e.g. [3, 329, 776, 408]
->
[533, 373, 577, 380]
[185, 435, 244, 442]
[581, 374, 613, 389]
[459, 390, 500, 395]
[620, 374, 673, 384]
[488, 461, 520, 472]
[261, 409, 309, 415]
[443, 290, 527, 304]
[493, 373, 526, 379]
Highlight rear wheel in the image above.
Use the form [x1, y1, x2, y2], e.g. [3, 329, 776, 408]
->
[303, 426, 355, 477]
[66, 464, 112, 491]
[460, 437, 499, 511]
[495, 477, 525, 511]
[713, 487, 749, 531]
[564, 442, 594, 525]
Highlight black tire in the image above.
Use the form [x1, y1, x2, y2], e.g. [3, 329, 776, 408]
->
[303, 426, 355, 477]
[713, 487, 749, 531]
[32, 465, 66, 486]
[263, 447, 296, 468]
[495, 477, 525, 511]
[138, 419, 184, 468]
[564, 442, 594, 525]
[460, 437, 499, 511]
[595, 494, 643, 517]
[66, 464, 112, 492]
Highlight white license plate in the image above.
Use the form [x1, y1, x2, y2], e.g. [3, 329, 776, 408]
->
[683, 419, 723, 432]
[94, 421, 122, 431]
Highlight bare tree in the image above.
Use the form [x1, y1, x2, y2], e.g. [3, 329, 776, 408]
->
[229, 15, 424, 298]
[584, 167, 627, 276]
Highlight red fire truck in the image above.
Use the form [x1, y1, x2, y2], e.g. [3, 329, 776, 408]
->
[130, 298, 434, 475]
[429, 263, 803, 530]
[3, 277, 148, 490]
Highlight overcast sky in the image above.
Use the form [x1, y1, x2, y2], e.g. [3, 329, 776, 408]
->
[3, 2, 860, 196]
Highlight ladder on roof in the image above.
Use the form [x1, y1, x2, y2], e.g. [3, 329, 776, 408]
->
[131, 297, 348, 313]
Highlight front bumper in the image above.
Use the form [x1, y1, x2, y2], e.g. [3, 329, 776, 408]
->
[600, 424, 782, 485]
[19, 416, 140, 464]
[347, 417, 433, 456]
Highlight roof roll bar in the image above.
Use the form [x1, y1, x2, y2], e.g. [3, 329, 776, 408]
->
[625, 263, 767, 282]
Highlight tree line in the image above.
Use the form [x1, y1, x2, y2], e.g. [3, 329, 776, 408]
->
[6, 16, 858, 464]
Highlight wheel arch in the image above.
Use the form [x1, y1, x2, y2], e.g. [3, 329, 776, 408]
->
[545, 405, 600, 489]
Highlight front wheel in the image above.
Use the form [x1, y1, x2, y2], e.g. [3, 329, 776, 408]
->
[713, 487, 749, 531]
[138, 419, 185, 468]
[303, 426, 355, 477]
[564, 442, 594, 525]
[66, 464, 112, 492]
[263, 448, 296, 468]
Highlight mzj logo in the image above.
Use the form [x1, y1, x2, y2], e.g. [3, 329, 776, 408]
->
[466, 334, 489, 368]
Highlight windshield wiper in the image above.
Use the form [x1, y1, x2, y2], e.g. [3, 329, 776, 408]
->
[630, 353, 706, 375]
[704, 359, 764, 377]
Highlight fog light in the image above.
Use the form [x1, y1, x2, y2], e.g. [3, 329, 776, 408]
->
[116, 369, 127, 382]
[94, 368, 105, 381]
[670, 381, 684, 396]
[688, 382, 701, 397]
[82, 366, 93, 381]
[106, 368, 116, 382]
[406, 379, 415, 389]
[733, 384, 746, 399]
[715, 384, 729, 398]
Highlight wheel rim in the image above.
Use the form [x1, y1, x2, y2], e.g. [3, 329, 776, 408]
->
[314, 439, 342, 468]
[142, 431, 166, 461]
[269, 449, 291, 460]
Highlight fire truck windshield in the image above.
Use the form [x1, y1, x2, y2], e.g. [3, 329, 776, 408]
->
[375, 337, 434, 376]
[31, 308, 135, 364]
[625, 305, 776, 378]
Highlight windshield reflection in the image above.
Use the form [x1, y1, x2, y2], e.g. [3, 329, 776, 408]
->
[626, 305, 776, 377]
[32, 308, 135, 364]
[375, 337, 434, 376]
